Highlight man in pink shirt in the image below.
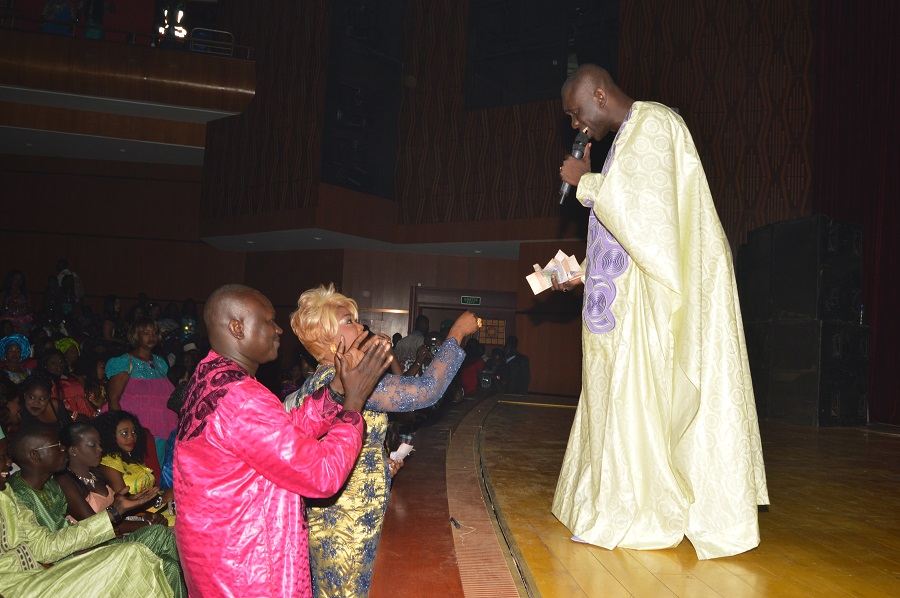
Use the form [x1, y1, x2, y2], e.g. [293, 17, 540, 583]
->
[174, 284, 392, 597]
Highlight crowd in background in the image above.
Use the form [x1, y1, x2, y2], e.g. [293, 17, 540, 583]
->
[0, 262, 530, 596]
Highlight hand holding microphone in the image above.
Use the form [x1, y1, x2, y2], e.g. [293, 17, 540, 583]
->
[558, 128, 592, 204]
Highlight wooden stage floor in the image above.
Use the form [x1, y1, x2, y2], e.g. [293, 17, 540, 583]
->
[369, 395, 900, 597]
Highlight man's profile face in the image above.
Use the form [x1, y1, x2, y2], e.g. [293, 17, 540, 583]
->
[562, 81, 610, 140]
[240, 292, 283, 366]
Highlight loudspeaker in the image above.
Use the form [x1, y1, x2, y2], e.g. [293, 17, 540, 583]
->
[737, 224, 774, 322]
[755, 320, 868, 426]
[770, 215, 863, 322]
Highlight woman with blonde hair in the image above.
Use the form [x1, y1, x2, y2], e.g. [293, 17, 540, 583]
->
[287, 283, 477, 597]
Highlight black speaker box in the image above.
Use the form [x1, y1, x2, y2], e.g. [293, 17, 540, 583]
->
[770, 215, 863, 322]
[756, 320, 868, 426]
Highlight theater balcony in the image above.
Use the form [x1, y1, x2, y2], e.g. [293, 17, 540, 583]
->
[0, 26, 255, 165]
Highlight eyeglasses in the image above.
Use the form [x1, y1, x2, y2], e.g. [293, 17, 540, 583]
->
[34, 442, 63, 452]
[26, 394, 49, 403]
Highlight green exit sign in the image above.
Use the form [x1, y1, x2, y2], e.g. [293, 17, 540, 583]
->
[460, 296, 481, 306]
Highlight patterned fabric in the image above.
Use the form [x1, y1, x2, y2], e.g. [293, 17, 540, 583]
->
[100, 454, 155, 494]
[103, 353, 176, 438]
[105, 354, 169, 380]
[2, 367, 29, 385]
[288, 338, 465, 597]
[56, 470, 187, 598]
[176, 352, 247, 442]
[174, 350, 364, 598]
[0, 335, 30, 362]
[52, 377, 95, 419]
[582, 108, 631, 334]
[115, 377, 178, 440]
[0, 486, 173, 597]
[8, 475, 69, 533]
[552, 101, 769, 560]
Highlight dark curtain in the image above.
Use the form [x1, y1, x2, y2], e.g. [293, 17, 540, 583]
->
[812, 0, 900, 425]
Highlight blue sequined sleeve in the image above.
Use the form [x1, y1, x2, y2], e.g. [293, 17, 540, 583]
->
[366, 337, 465, 412]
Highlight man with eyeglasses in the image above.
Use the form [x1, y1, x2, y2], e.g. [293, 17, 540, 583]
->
[0, 423, 174, 596]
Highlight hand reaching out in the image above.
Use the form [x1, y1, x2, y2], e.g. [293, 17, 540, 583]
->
[447, 311, 478, 345]
[112, 486, 158, 514]
[336, 339, 393, 413]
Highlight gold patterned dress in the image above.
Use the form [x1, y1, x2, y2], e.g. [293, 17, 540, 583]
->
[285, 339, 464, 597]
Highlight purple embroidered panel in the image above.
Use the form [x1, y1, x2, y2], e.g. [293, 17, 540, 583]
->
[581, 107, 632, 334]
[583, 220, 629, 334]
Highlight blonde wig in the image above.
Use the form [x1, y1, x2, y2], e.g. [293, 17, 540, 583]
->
[290, 283, 359, 361]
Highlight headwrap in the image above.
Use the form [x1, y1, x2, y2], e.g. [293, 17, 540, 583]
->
[55, 337, 80, 357]
[0, 334, 31, 361]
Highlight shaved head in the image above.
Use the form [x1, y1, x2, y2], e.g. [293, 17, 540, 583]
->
[203, 284, 283, 375]
[561, 63, 633, 139]
[204, 284, 259, 338]
[563, 64, 615, 95]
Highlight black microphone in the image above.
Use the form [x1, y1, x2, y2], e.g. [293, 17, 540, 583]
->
[558, 128, 590, 204]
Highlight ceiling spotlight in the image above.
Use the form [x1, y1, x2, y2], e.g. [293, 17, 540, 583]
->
[312, 236, 323, 241]
[473, 250, 483, 254]
[119, 148, 127, 153]
[246, 240, 255, 244]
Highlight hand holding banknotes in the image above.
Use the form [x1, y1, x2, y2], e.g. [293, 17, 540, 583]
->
[526, 250, 585, 294]
[550, 272, 583, 293]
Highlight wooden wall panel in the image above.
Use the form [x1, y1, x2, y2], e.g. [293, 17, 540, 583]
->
[0, 29, 255, 112]
[397, 2, 566, 228]
[516, 242, 586, 397]
[397, 0, 814, 250]
[0, 102, 207, 147]
[201, 0, 332, 220]
[617, 0, 814, 246]
[341, 249, 519, 339]
[242, 248, 346, 368]
[0, 155, 245, 313]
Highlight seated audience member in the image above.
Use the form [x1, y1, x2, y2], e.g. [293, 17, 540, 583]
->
[479, 347, 505, 395]
[180, 298, 199, 342]
[288, 284, 477, 597]
[8, 423, 71, 531]
[0, 426, 173, 597]
[102, 295, 128, 354]
[54, 337, 81, 374]
[157, 303, 182, 342]
[56, 422, 186, 597]
[497, 336, 531, 395]
[106, 317, 177, 442]
[74, 353, 109, 412]
[280, 362, 306, 399]
[459, 338, 486, 398]
[1, 334, 31, 385]
[174, 284, 392, 597]
[0, 269, 34, 335]
[95, 410, 172, 521]
[181, 342, 200, 376]
[20, 373, 75, 433]
[0, 382, 22, 436]
[393, 314, 429, 370]
[41, 349, 95, 419]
